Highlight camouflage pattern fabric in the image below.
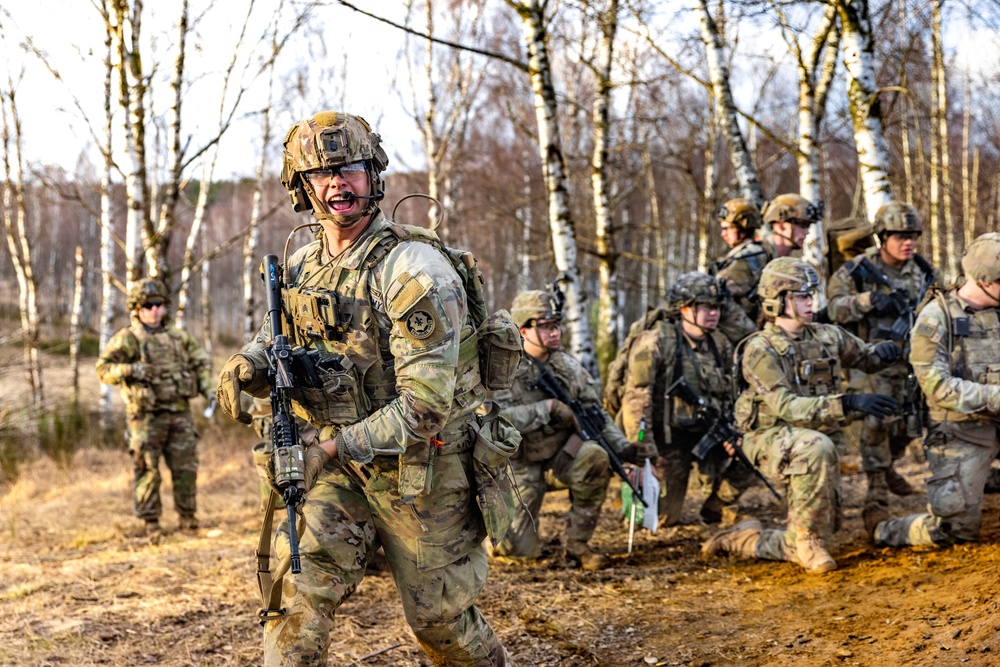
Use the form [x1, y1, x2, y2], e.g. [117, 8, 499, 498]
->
[734, 322, 889, 564]
[97, 319, 211, 523]
[127, 411, 198, 521]
[235, 211, 510, 666]
[710, 238, 774, 320]
[873, 289, 1000, 547]
[826, 245, 936, 472]
[491, 350, 631, 556]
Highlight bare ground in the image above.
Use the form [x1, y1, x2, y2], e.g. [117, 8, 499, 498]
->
[2, 345, 1000, 667]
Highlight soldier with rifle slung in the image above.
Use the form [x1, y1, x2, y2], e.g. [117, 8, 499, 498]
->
[491, 290, 653, 570]
[215, 111, 516, 667]
[709, 198, 774, 324]
[604, 272, 758, 527]
[826, 201, 937, 507]
[702, 258, 902, 574]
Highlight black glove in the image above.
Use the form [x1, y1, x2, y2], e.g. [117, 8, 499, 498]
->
[869, 292, 900, 316]
[874, 341, 902, 362]
[841, 393, 899, 418]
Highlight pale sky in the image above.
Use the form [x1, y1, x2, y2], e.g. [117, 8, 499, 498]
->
[1, 1, 427, 180]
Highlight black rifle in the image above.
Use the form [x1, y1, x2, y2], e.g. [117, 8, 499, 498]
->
[669, 377, 782, 502]
[528, 358, 648, 507]
[262, 254, 307, 575]
[851, 257, 933, 343]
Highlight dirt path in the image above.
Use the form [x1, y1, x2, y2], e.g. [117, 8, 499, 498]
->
[2, 350, 1000, 666]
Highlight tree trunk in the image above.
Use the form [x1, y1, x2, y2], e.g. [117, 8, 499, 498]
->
[99, 6, 116, 431]
[838, 0, 892, 222]
[70, 246, 84, 405]
[695, 0, 764, 206]
[932, 0, 956, 277]
[510, 0, 598, 375]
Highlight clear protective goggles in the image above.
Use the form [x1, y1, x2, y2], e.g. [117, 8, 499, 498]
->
[303, 161, 367, 185]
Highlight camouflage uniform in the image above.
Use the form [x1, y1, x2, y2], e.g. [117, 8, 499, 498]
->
[608, 274, 755, 526]
[95, 280, 213, 526]
[872, 234, 1000, 548]
[826, 202, 936, 497]
[704, 258, 896, 573]
[492, 348, 633, 558]
[226, 112, 512, 667]
[248, 396, 317, 510]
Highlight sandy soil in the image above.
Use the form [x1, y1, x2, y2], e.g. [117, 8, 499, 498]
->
[2, 345, 1000, 667]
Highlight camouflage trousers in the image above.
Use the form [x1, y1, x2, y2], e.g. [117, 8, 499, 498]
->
[655, 431, 757, 526]
[493, 439, 610, 558]
[858, 369, 912, 473]
[875, 423, 1000, 547]
[743, 426, 840, 563]
[127, 410, 198, 521]
[265, 444, 513, 667]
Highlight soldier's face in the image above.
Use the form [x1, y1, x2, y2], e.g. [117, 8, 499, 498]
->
[305, 162, 371, 221]
[720, 223, 741, 248]
[521, 318, 562, 357]
[882, 232, 918, 263]
[785, 291, 814, 321]
[684, 303, 721, 330]
[137, 300, 166, 327]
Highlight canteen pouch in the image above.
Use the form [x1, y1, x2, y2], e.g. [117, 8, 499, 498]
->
[477, 309, 523, 391]
[472, 406, 521, 545]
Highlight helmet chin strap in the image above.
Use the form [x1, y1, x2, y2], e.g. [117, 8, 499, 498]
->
[300, 168, 383, 227]
[681, 309, 710, 338]
[773, 225, 802, 249]
[977, 280, 1000, 306]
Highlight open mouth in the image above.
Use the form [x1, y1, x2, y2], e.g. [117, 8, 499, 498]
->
[328, 198, 356, 213]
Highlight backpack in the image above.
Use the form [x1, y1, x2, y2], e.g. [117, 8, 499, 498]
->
[826, 216, 876, 276]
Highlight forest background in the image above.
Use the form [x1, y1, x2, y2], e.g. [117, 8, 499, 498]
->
[1, 0, 999, 426]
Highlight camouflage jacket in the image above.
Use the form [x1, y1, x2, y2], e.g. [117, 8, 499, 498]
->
[241, 211, 483, 467]
[734, 322, 887, 434]
[826, 245, 935, 344]
[710, 238, 774, 302]
[613, 317, 733, 449]
[493, 350, 633, 463]
[96, 320, 212, 415]
[910, 290, 1000, 425]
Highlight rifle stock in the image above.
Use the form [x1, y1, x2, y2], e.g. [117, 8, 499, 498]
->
[528, 360, 648, 507]
[262, 254, 306, 575]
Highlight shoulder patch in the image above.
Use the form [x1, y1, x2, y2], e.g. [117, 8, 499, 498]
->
[912, 320, 942, 344]
[404, 309, 436, 340]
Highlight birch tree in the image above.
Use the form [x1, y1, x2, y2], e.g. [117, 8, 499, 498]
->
[837, 0, 892, 221]
[506, 0, 598, 374]
[0, 79, 44, 411]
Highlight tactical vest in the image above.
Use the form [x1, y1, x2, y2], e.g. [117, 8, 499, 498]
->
[928, 292, 1000, 423]
[121, 324, 199, 413]
[515, 351, 580, 462]
[280, 222, 483, 429]
[735, 328, 842, 430]
[849, 250, 933, 342]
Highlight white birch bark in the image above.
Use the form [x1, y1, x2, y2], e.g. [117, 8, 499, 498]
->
[695, 0, 764, 206]
[838, 0, 892, 222]
[70, 246, 84, 405]
[932, 0, 956, 277]
[508, 0, 598, 375]
[99, 5, 116, 431]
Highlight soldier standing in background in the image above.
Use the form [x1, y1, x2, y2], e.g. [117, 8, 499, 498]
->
[215, 111, 515, 666]
[492, 290, 649, 570]
[605, 272, 755, 526]
[865, 233, 1000, 548]
[710, 198, 774, 323]
[761, 193, 823, 260]
[96, 278, 214, 535]
[701, 258, 901, 573]
[826, 201, 937, 506]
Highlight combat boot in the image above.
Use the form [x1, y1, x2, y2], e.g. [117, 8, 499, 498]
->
[178, 515, 199, 532]
[862, 501, 891, 544]
[564, 540, 609, 571]
[701, 519, 762, 558]
[865, 471, 889, 505]
[984, 468, 1000, 495]
[794, 531, 837, 574]
[885, 466, 914, 496]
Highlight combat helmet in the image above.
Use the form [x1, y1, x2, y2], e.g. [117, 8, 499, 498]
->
[762, 194, 824, 225]
[511, 290, 562, 328]
[872, 201, 922, 238]
[280, 111, 389, 224]
[758, 257, 820, 319]
[961, 232, 1000, 284]
[715, 198, 761, 233]
[667, 272, 725, 313]
[127, 278, 169, 312]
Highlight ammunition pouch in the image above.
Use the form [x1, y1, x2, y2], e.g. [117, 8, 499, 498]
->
[471, 406, 520, 546]
[979, 363, 1000, 386]
[285, 286, 352, 343]
[476, 309, 523, 391]
[288, 354, 367, 426]
[797, 357, 838, 395]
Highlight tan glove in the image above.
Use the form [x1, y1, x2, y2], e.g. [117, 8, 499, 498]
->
[128, 363, 150, 382]
[548, 399, 578, 431]
[217, 355, 256, 424]
[304, 444, 333, 492]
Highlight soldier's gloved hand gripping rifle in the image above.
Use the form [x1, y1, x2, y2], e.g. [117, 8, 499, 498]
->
[254, 254, 309, 625]
[528, 357, 648, 507]
[668, 377, 782, 502]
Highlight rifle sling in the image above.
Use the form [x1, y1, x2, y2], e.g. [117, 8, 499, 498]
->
[255, 489, 294, 625]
